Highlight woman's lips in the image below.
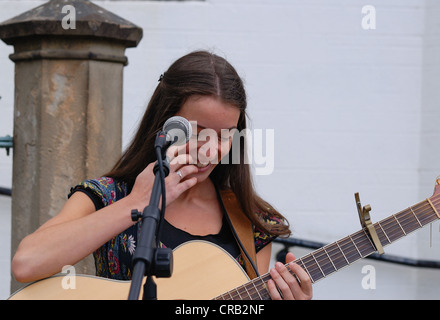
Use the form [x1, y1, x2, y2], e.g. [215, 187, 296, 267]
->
[196, 163, 212, 173]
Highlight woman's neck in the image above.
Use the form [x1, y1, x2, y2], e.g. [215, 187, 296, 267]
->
[164, 176, 224, 235]
[177, 177, 217, 204]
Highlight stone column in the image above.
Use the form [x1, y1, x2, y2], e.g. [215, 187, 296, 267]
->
[0, 0, 142, 292]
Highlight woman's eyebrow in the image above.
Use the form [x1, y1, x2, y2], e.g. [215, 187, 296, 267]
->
[196, 124, 237, 130]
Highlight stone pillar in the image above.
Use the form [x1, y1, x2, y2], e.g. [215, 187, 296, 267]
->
[0, 0, 142, 292]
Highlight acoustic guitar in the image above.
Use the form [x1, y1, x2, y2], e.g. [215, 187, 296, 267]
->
[9, 178, 440, 300]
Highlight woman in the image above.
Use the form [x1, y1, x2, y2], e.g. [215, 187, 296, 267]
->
[12, 51, 312, 300]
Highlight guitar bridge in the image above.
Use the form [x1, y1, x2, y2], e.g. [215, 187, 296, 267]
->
[354, 193, 385, 255]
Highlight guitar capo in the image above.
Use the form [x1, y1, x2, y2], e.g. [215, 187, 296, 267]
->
[355, 193, 385, 255]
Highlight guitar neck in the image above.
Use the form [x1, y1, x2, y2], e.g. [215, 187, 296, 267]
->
[214, 194, 440, 300]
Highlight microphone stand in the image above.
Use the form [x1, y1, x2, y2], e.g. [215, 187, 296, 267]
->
[127, 132, 173, 300]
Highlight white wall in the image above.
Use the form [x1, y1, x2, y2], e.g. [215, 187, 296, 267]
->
[0, 0, 439, 299]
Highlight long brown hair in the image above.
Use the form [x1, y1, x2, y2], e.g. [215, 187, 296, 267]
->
[106, 50, 290, 237]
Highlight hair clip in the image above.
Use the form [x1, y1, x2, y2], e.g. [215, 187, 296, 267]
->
[158, 74, 164, 82]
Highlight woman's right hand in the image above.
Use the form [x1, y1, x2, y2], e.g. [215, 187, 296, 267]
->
[129, 153, 199, 210]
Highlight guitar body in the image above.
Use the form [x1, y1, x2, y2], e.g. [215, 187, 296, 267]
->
[8, 241, 249, 300]
[156, 241, 249, 300]
[9, 274, 130, 300]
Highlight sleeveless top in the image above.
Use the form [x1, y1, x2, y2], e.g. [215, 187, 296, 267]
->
[69, 177, 280, 280]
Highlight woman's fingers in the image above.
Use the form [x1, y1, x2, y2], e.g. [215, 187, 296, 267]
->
[170, 163, 198, 181]
[130, 157, 199, 208]
[269, 263, 296, 300]
[169, 153, 195, 170]
[267, 252, 313, 300]
[170, 175, 198, 198]
[288, 260, 313, 299]
[167, 144, 193, 164]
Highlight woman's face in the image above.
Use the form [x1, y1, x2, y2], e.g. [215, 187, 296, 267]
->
[172, 95, 241, 182]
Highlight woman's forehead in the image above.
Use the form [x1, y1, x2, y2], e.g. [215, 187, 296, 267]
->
[177, 95, 240, 131]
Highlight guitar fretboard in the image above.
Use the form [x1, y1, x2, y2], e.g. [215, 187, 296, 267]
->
[214, 193, 440, 300]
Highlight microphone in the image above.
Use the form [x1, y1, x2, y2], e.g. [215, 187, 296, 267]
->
[155, 116, 192, 156]
[163, 116, 192, 146]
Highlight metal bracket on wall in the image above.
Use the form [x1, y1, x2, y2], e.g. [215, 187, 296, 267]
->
[0, 135, 13, 156]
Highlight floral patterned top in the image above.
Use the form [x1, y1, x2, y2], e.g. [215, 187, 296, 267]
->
[69, 177, 280, 280]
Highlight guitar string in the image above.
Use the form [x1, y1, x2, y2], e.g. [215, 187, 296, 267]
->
[215, 193, 440, 300]
[376, 195, 440, 243]
[373, 198, 437, 243]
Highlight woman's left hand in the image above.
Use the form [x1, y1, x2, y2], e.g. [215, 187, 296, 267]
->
[267, 252, 313, 300]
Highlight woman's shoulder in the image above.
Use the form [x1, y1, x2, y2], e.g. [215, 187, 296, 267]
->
[253, 210, 284, 252]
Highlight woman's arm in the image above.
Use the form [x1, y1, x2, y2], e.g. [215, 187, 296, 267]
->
[12, 161, 198, 283]
[12, 191, 139, 283]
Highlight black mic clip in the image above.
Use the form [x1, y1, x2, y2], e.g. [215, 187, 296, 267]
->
[155, 130, 178, 161]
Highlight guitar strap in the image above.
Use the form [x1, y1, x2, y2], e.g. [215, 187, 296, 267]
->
[219, 189, 259, 280]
